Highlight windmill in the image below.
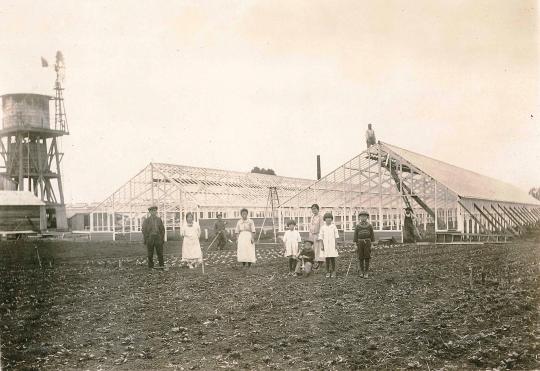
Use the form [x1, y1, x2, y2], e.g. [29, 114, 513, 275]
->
[42, 51, 68, 133]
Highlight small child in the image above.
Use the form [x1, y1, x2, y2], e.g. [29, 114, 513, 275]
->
[282, 219, 302, 275]
[353, 210, 375, 278]
[295, 240, 315, 277]
[318, 212, 340, 278]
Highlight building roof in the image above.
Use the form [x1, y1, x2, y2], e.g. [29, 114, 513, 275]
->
[382, 142, 540, 206]
[0, 191, 45, 206]
[1, 93, 53, 99]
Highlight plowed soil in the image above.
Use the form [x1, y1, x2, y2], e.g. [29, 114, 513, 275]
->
[1, 235, 539, 370]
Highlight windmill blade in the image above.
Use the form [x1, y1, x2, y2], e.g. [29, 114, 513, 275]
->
[56, 50, 64, 64]
[55, 51, 66, 82]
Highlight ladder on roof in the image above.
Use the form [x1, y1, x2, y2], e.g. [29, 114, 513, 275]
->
[257, 187, 280, 243]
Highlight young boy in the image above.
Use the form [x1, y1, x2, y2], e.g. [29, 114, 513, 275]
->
[318, 212, 340, 278]
[295, 240, 315, 277]
[353, 210, 375, 278]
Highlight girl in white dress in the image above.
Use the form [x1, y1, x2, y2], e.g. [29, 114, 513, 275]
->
[235, 208, 256, 267]
[282, 219, 302, 275]
[181, 212, 203, 268]
[318, 212, 340, 278]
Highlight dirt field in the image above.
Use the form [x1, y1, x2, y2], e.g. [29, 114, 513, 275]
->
[1, 235, 539, 370]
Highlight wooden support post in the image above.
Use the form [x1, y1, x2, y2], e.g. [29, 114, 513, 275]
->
[533, 208, 540, 224]
[112, 194, 116, 241]
[388, 165, 412, 209]
[482, 205, 504, 232]
[490, 205, 506, 229]
[490, 205, 517, 236]
[434, 182, 438, 231]
[518, 207, 534, 224]
[498, 205, 523, 230]
[520, 207, 536, 223]
[164, 209, 168, 242]
[150, 163, 155, 206]
[17, 135, 23, 190]
[507, 206, 528, 225]
[378, 145, 383, 231]
[458, 201, 490, 235]
[52, 138, 65, 205]
[474, 204, 498, 232]
[358, 150, 362, 209]
[38, 138, 45, 201]
[511, 206, 530, 224]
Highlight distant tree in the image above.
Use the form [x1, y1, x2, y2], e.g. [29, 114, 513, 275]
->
[529, 187, 540, 201]
[251, 167, 276, 176]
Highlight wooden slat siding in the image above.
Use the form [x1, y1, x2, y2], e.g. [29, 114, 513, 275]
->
[0, 206, 41, 232]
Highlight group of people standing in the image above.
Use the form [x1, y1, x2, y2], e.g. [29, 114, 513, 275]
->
[283, 204, 375, 278]
[141, 206, 259, 270]
[142, 203, 377, 278]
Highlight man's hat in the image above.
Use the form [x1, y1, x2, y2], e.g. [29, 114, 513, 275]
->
[359, 210, 369, 216]
[148, 205, 158, 211]
[304, 239, 314, 244]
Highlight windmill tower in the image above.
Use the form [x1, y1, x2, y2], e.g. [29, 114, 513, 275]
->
[0, 51, 69, 230]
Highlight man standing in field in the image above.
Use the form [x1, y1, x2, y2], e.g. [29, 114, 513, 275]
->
[403, 207, 419, 243]
[214, 214, 227, 250]
[366, 124, 376, 148]
[142, 205, 165, 269]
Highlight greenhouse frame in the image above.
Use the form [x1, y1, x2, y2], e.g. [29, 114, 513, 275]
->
[89, 143, 540, 242]
[278, 142, 540, 242]
[88, 162, 314, 239]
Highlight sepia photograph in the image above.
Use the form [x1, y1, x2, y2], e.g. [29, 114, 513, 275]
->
[0, 1, 539, 370]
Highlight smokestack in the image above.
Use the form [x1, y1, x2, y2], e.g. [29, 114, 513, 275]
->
[316, 155, 321, 180]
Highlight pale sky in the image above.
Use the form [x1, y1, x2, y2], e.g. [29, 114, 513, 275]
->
[0, 0, 538, 203]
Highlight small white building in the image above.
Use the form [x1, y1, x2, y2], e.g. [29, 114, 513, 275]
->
[0, 190, 46, 235]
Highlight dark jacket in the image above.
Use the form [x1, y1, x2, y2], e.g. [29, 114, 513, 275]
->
[297, 246, 315, 263]
[353, 222, 374, 243]
[142, 215, 165, 244]
[214, 219, 226, 232]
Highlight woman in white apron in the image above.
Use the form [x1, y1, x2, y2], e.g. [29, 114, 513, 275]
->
[235, 208, 256, 267]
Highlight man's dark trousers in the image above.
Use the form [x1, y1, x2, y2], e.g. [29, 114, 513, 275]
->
[217, 231, 227, 250]
[146, 234, 164, 268]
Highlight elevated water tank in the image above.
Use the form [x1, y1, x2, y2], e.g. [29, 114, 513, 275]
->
[1, 93, 52, 129]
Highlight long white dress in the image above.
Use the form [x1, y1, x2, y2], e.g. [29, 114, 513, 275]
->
[283, 229, 302, 257]
[181, 222, 203, 263]
[318, 223, 340, 258]
[309, 213, 325, 262]
[236, 218, 256, 263]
